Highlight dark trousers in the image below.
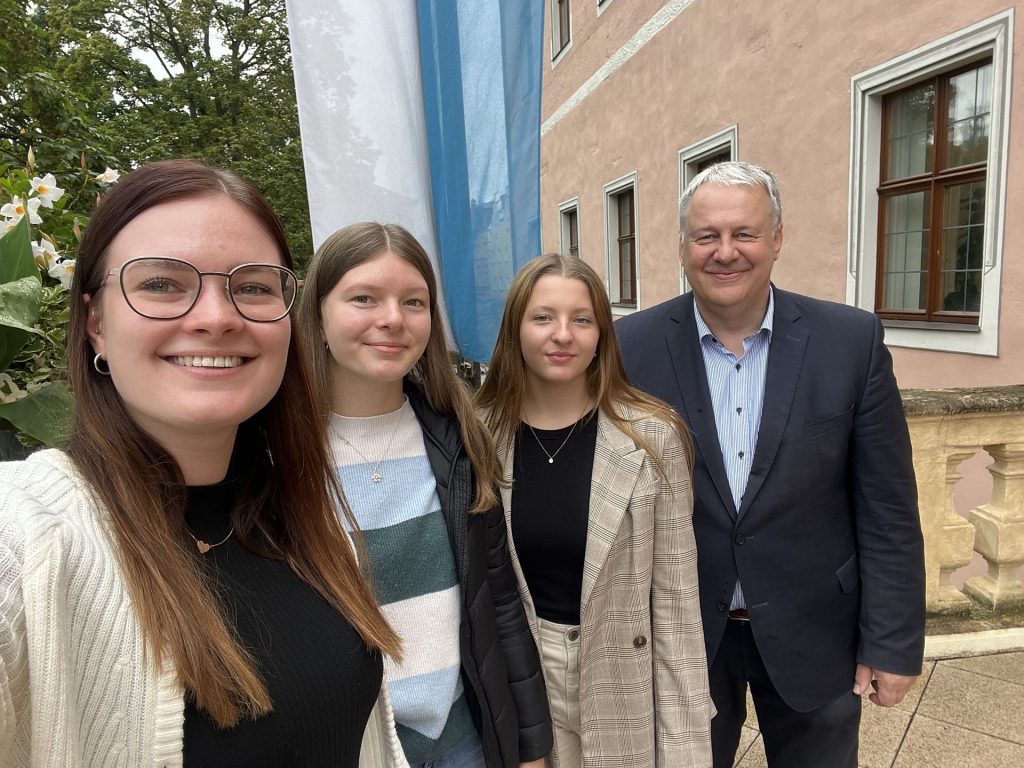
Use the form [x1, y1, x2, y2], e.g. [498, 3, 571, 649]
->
[709, 618, 862, 768]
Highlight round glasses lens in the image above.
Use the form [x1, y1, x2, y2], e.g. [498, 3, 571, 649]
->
[229, 265, 296, 321]
[121, 258, 200, 319]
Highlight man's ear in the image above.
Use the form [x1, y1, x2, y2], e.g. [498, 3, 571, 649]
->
[83, 294, 105, 357]
[772, 223, 784, 262]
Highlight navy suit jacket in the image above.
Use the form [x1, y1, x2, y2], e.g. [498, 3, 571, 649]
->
[616, 287, 925, 711]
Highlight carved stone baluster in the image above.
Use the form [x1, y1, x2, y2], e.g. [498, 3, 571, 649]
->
[964, 443, 1024, 610]
[936, 449, 979, 612]
[908, 412, 976, 613]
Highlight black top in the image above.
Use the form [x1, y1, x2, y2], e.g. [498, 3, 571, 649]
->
[406, 382, 553, 767]
[511, 411, 598, 625]
[182, 482, 382, 768]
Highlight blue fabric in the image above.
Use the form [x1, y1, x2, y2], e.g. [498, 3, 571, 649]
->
[417, 0, 545, 362]
[409, 732, 486, 768]
[692, 288, 774, 610]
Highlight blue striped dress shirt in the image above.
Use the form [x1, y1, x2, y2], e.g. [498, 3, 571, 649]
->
[693, 288, 774, 610]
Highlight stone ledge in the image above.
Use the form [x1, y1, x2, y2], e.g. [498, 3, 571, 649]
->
[902, 385, 1024, 417]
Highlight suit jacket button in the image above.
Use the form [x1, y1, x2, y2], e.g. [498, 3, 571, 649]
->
[633, 635, 647, 648]
[734, 533, 746, 545]
[566, 629, 579, 641]
[717, 601, 728, 612]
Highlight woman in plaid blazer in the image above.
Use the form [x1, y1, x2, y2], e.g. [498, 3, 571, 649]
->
[478, 254, 713, 767]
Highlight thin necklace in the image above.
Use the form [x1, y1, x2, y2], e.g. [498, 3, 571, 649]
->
[336, 428, 399, 484]
[528, 421, 576, 464]
[526, 403, 590, 464]
[190, 527, 234, 554]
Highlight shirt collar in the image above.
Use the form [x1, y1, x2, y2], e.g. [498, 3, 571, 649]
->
[694, 286, 775, 345]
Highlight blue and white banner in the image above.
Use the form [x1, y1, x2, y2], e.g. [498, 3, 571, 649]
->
[285, 0, 544, 362]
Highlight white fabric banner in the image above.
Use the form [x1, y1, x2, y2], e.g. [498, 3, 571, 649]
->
[285, 0, 448, 330]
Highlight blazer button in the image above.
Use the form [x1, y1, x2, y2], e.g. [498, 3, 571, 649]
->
[734, 533, 746, 545]
[633, 635, 647, 648]
[566, 629, 579, 641]
[717, 601, 728, 612]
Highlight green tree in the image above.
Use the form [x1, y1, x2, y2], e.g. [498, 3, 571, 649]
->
[4, 0, 314, 269]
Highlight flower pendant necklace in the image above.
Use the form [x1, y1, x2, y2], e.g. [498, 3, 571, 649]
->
[336, 428, 399, 484]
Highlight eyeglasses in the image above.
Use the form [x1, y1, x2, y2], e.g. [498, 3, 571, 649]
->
[105, 257, 298, 322]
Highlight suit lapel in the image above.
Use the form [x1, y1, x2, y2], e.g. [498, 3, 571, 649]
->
[739, 289, 808, 517]
[580, 410, 645, 615]
[666, 295, 738, 518]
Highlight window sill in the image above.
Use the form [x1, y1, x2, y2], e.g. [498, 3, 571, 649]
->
[881, 319, 980, 333]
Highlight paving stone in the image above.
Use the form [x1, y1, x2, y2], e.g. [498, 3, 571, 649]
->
[916, 663, 1024, 745]
[858, 698, 913, 768]
[735, 734, 767, 768]
[944, 650, 1024, 686]
[895, 660, 935, 713]
[892, 713, 1024, 768]
[732, 727, 759, 767]
[743, 686, 759, 730]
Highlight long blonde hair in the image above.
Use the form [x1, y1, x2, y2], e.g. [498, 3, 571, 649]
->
[297, 222, 501, 512]
[477, 253, 693, 475]
[68, 160, 400, 729]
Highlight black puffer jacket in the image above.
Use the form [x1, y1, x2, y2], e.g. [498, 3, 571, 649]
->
[406, 383, 552, 767]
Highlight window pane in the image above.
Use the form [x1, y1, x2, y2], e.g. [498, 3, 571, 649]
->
[886, 82, 934, 179]
[880, 191, 930, 311]
[619, 241, 635, 303]
[940, 182, 984, 312]
[617, 190, 633, 235]
[946, 63, 991, 167]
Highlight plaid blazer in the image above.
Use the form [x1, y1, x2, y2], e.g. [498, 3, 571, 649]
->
[499, 407, 712, 767]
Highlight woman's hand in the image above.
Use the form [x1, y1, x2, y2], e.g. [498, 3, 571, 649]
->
[520, 760, 546, 768]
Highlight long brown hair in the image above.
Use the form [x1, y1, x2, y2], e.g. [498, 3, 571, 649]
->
[477, 253, 693, 475]
[68, 160, 400, 728]
[297, 221, 500, 513]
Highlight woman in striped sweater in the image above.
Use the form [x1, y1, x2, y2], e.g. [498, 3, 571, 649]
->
[298, 222, 552, 768]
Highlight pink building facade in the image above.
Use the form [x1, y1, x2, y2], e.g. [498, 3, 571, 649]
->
[539, 0, 1021, 388]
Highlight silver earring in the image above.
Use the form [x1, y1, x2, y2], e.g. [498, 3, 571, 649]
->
[93, 353, 111, 376]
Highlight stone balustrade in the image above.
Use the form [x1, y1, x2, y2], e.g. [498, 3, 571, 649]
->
[903, 385, 1024, 615]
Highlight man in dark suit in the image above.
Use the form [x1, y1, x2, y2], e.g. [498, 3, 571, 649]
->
[616, 161, 924, 768]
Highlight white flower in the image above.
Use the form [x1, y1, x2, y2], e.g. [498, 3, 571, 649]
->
[48, 258, 76, 290]
[94, 168, 121, 184]
[31, 239, 60, 271]
[0, 196, 43, 225]
[30, 174, 65, 208]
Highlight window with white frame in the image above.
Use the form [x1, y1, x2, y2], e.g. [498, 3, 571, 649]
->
[677, 125, 738, 293]
[604, 174, 638, 309]
[551, 0, 571, 61]
[559, 198, 580, 258]
[848, 11, 1012, 356]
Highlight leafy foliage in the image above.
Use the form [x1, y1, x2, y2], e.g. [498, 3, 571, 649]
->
[2, 0, 314, 270]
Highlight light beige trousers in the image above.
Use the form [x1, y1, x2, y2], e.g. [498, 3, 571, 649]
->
[537, 618, 583, 768]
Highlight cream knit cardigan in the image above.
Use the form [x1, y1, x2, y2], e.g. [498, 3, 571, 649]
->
[0, 449, 408, 768]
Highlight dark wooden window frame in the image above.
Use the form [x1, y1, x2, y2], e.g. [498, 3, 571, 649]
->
[554, 0, 571, 57]
[875, 58, 990, 325]
[565, 207, 579, 258]
[614, 187, 636, 307]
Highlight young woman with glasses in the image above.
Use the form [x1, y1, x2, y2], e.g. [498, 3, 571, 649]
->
[0, 160, 403, 767]
[297, 223, 552, 768]
[476, 254, 713, 767]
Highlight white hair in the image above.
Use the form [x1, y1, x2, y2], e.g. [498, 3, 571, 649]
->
[678, 161, 783, 234]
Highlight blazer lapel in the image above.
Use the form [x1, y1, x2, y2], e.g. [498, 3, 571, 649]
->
[739, 288, 808, 518]
[666, 295, 738, 518]
[580, 411, 645, 615]
[497, 437, 540, 634]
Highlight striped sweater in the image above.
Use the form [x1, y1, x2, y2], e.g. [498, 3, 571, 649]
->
[329, 401, 474, 763]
